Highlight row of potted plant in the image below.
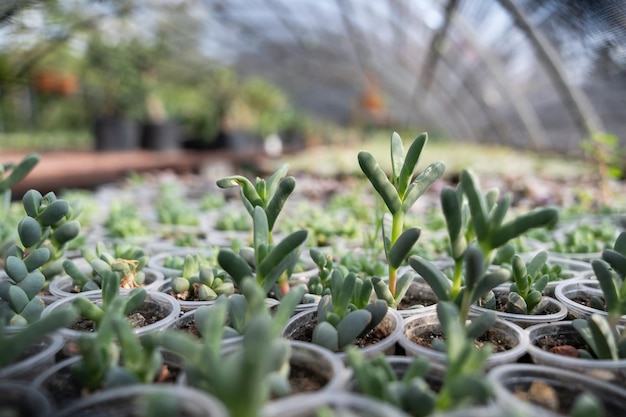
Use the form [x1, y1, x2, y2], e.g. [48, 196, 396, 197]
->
[1, 133, 625, 417]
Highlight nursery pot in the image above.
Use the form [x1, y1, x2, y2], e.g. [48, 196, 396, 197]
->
[346, 355, 446, 395]
[398, 309, 528, 369]
[141, 120, 181, 151]
[94, 116, 141, 151]
[262, 392, 412, 417]
[48, 267, 166, 298]
[0, 331, 64, 383]
[395, 276, 440, 318]
[52, 384, 227, 417]
[0, 381, 52, 417]
[526, 320, 626, 387]
[488, 363, 626, 417]
[33, 352, 188, 412]
[554, 277, 626, 324]
[169, 298, 281, 339]
[41, 290, 181, 343]
[49, 381, 228, 417]
[282, 307, 404, 359]
[180, 339, 348, 398]
[469, 287, 568, 328]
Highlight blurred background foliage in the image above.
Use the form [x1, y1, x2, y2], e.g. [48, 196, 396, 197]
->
[0, 0, 320, 150]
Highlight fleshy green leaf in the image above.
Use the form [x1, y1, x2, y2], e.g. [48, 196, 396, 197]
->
[388, 227, 421, 269]
[402, 161, 445, 212]
[358, 151, 401, 214]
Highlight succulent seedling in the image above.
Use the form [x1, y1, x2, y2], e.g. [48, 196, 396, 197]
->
[359, 132, 445, 308]
[312, 268, 388, 352]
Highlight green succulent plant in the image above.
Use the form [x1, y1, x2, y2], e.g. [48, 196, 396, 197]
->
[592, 231, 626, 327]
[551, 221, 617, 255]
[457, 170, 558, 269]
[146, 277, 302, 417]
[502, 251, 551, 315]
[410, 245, 510, 324]
[0, 153, 40, 259]
[170, 254, 234, 302]
[359, 132, 445, 308]
[193, 277, 306, 339]
[13, 189, 81, 279]
[347, 301, 495, 417]
[156, 196, 200, 227]
[162, 251, 219, 272]
[217, 164, 305, 294]
[216, 163, 294, 241]
[69, 296, 163, 390]
[69, 268, 147, 329]
[1, 189, 81, 324]
[103, 201, 150, 238]
[410, 171, 557, 313]
[572, 231, 626, 360]
[218, 206, 308, 297]
[573, 313, 626, 360]
[306, 248, 334, 296]
[312, 268, 388, 352]
[62, 241, 148, 292]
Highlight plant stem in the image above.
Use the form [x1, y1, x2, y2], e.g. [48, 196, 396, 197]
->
[389, 211, 405, 296]
[451, 259, 463, 299]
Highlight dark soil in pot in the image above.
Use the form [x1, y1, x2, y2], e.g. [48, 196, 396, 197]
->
[532, 329, 594, 358]
[68, 302, 170, 332]
[42, 361, 182, 410]
[408, 324, 515, 353]
[397, 282, 438, 311]
[284, 362, 328, 396]
[8, 336, 50, 365]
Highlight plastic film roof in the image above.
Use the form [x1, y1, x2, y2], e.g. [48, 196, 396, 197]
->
[191, 0, 626, 153]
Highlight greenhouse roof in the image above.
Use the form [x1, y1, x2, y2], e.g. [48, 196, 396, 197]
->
[2, 0, 625, 152]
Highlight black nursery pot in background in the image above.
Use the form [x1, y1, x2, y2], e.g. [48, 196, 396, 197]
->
[141, 120, 181, 151]
[94, 116, 141, 151]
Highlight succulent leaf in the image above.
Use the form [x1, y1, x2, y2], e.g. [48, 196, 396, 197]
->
[409, 256, 451, 301]
[52, 220, 81, 244]
[37, 199, 69, 226]
[358, 151, 401, 214]
[461, 170, 488, 241]
[389, 228, 421, 269]
[397, 132, 428, 197]
[265, 177, 295, 231]
[18, 271, 45, 298]
[1, 154, 39, 192]
[22, 189, 43, 218]
[22, 247, 50, 271]
[8, 285, 29, 312]
[5, 256, 28, 281]
[17, 216, 42, 248]
[402, 161, 446, 212]
[336, 309, 372, 349]
[489, 207, 558, 249]
[312, 321, 339, 351]
[390, 132, 405, 188]
[218, 248, 254, 285]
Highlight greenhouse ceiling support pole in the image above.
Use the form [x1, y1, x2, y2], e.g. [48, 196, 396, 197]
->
[497, 0, 604, 139]
[418, 0, 460, 92]
[451, 12, 549, 151]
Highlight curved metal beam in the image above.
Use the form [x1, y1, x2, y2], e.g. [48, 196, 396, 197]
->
[498, 0, 604, 139]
